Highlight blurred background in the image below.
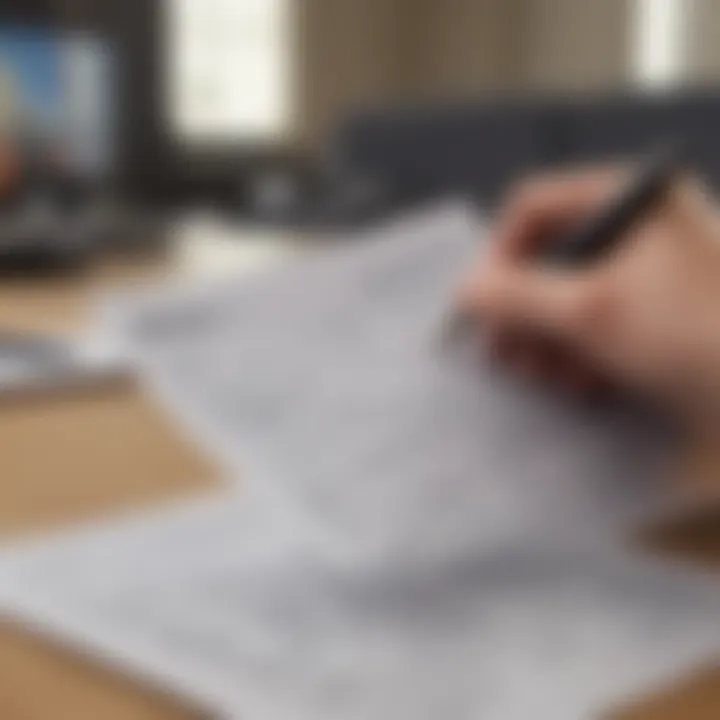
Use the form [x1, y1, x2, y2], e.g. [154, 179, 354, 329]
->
[0, 0, 719, 265]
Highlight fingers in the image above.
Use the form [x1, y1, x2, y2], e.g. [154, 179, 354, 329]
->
[456, 167, 633, 396]
[506, 338, 607, 396]
[461, 241, 622, 398]
[491, 166, 628, 262]
[458, 166, 627, 312]
[464, 262, 611, 345]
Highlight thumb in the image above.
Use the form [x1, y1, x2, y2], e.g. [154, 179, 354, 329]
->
[460, 264, 603, 342]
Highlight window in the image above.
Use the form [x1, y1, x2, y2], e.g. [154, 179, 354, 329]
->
[632, 0, 689, 88]
[166, 0, 292, 143]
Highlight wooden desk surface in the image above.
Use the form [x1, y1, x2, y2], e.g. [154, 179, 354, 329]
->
[0, 251, 719, 720]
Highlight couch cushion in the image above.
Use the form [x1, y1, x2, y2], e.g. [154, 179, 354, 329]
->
[557, 91, 720, 192]
[335, 101, 558, 208]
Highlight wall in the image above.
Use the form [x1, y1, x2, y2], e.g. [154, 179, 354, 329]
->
[684, 0, 720, 84]
[397, 0, 525, 99]
[519, 0, 631, 92]
[296, 0, 529, 145]
[295, 0, 407, 146]
[295, 0, 634, 146]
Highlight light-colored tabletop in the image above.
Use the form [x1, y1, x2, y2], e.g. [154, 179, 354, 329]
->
[0, 233, 718, 720]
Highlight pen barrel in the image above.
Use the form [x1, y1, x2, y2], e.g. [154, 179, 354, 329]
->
[542, 143, 684, 267]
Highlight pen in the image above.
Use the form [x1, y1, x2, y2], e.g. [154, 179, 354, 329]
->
[442, 141, 685, 344]
[540, 141, 684, 266]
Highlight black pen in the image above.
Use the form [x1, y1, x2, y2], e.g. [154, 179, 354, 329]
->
[541, 142, 684, 266]
[442, 142, 685, 343]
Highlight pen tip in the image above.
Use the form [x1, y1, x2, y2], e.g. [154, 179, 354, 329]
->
[438, 309, 475, 349]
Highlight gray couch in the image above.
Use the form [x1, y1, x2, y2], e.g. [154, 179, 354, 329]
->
[333, 90, 720, 213]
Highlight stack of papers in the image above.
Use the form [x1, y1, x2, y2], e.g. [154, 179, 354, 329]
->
[0, 201, 718, 719]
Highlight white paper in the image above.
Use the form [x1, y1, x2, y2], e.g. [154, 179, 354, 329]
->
[106, 201, 674, 566]
[0, 494, 719, 720]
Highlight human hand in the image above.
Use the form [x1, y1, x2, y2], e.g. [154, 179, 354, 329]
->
[459, 168, 720, 423]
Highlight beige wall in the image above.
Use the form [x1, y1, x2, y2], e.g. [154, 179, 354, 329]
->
[295, 0, 407, 145]
[399, 0, 525, 98]
[295, 0, 633, 146]
[295, 0, 528, 145]
[684, 0, 720, 83]
[519, 0, 631, 91]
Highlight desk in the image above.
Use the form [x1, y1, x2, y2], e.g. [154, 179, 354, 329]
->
[0, 247, 718, 719]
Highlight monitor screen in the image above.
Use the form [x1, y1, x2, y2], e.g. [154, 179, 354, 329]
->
[0, 24, 115, 179]
[0, 26, 61, 141]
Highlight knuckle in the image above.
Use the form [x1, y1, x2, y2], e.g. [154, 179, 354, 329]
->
[566, 280, 618, 337]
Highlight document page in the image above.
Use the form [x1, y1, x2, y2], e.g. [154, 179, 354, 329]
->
[0, 494, 719, 720]
[106, 201, 674, 565]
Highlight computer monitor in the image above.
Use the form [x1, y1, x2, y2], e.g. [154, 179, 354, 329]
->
[0, 25, 61, 143]
[0, 24, 115, 181]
